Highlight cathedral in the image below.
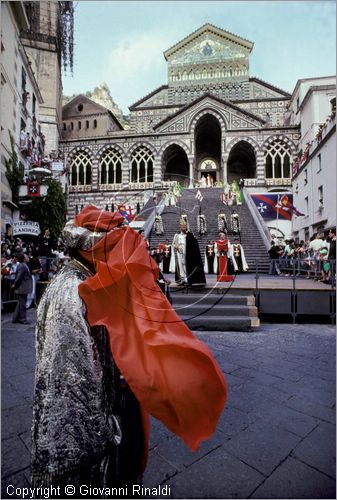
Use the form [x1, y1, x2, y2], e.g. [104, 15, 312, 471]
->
[60, 23, 300, 217]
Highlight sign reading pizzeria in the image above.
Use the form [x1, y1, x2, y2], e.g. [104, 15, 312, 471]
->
[12, 221, 41, 236]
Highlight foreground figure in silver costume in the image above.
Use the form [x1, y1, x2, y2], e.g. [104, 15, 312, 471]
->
[31, 223, 145, 490]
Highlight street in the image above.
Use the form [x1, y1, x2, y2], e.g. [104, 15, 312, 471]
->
[1, 309, 336, 499]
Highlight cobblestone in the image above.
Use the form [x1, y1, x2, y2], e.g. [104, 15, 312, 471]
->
[1, 313, 335, 499]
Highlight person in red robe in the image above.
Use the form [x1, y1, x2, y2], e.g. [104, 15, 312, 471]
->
[215, 231, 234, 282]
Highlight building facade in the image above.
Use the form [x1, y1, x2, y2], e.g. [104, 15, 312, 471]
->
[1, 1, 74, 234]
[61, 24, 300, 217]
[291, 78, 336, 241]
[1, 1, 44, 232]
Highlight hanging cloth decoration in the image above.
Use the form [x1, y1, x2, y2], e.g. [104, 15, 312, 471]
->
[154, 214, 164, 235]
[218, 213, 228, 232]
[197, 214, 207, 235]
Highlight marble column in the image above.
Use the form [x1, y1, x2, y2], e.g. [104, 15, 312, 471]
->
[256, 150, 265, 186]
[122, 158, 130, 189]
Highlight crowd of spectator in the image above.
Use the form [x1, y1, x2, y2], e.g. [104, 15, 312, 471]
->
[268, 228, 336, 284]
[1, 228, 69, 308]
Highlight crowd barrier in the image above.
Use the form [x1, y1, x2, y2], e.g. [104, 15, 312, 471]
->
[254, 258, 336, 324]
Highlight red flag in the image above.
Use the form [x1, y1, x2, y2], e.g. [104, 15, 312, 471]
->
[27, 180, 40, 197]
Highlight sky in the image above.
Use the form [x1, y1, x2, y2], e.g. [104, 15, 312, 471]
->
[62, 0, 336, 115]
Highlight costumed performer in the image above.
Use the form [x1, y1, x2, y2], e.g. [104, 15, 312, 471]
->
[169, 221, 206, 286]
[214, 231, 234, 282]
[231, 238, 249, 273]
[204, 240, 215, 274]
[32, 205, 226, 491]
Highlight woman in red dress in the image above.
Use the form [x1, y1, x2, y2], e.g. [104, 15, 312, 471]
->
[215, 231, 234, 282]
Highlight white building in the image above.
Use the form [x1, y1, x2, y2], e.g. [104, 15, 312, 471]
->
[290, 77, 336, 241]
[1, 1, 73, 235]
[1, 1, 44, 233]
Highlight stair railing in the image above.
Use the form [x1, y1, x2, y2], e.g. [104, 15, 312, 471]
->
[243, 188, 271, 250]
[143, 197, 165, 240]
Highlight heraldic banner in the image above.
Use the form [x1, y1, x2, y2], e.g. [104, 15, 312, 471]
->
[251, 193, 304, 220]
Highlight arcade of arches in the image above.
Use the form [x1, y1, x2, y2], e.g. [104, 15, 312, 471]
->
[69, 138, 292, 187]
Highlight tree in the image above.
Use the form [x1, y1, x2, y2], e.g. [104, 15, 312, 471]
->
[5, 131, 24, 206]
[22, 177, 67, 238]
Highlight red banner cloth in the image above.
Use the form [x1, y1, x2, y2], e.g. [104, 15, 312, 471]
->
[75, 206, 227, 463]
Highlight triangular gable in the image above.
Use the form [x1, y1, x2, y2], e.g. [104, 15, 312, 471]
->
[154, 94, 265, 133]
[250, 78, 291, 98]
[129, 85, 169, 110]
[63, 94, 111, 117]
[164, 23, 253, 65]
[62, 95, 124, 130]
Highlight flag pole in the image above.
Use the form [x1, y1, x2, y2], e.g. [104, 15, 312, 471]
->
[276, 194, 280, 232]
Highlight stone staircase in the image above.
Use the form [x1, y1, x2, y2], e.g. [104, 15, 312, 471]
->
[171, 290, 260, 331]
[147, 187, 270, 273]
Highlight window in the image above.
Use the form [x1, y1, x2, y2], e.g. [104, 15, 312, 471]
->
[99, 149, 122, 185]
[77, 103, 83, 112]
[317, 153, 322, 172]
[71, 122, 74, 130]
[78, 121, 81, 130]
[304, 169, 308, 185]
[130, 146, 154, 183]
[86, 120, 89, 129]
[296, 97, 300, 111]
[264, 141, 291, 179]
[305, 196, 309, 214]
[318, 185, 323, 206]
[93, 119, 97, 129]
[70, 151, 92, 186]
[63, 123, 66, 131]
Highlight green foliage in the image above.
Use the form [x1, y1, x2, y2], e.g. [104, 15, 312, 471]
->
[23, 177, 67, 238]
[5, 131, 24, 205]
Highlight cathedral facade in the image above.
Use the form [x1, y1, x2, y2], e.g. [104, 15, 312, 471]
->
[60, 24, 300, 216]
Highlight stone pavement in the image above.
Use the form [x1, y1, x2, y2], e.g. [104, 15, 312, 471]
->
[1, 309, 336, 499]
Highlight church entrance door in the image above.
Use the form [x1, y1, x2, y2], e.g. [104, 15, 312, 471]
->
[194, 114, 221, 185]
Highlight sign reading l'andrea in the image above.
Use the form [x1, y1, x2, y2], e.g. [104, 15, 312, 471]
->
[12, 221, 41, 236]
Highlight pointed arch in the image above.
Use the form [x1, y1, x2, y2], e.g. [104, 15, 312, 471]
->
[69, 148, 92, 186]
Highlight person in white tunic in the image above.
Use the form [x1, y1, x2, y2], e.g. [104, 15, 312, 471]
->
[170, 223, 206, 286]
[170, 223, 188, 284]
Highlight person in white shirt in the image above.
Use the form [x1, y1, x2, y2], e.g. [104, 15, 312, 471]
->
[309, 233, 328, 280]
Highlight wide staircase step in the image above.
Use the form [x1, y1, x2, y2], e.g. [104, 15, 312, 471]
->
[172, 292, 260, 331]
[149, 187, 270, 273]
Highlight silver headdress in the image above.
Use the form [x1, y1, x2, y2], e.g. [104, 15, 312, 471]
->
[62, 222, 105, 251]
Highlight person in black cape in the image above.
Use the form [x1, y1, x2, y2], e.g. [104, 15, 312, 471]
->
[170, 222, 206, 287]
